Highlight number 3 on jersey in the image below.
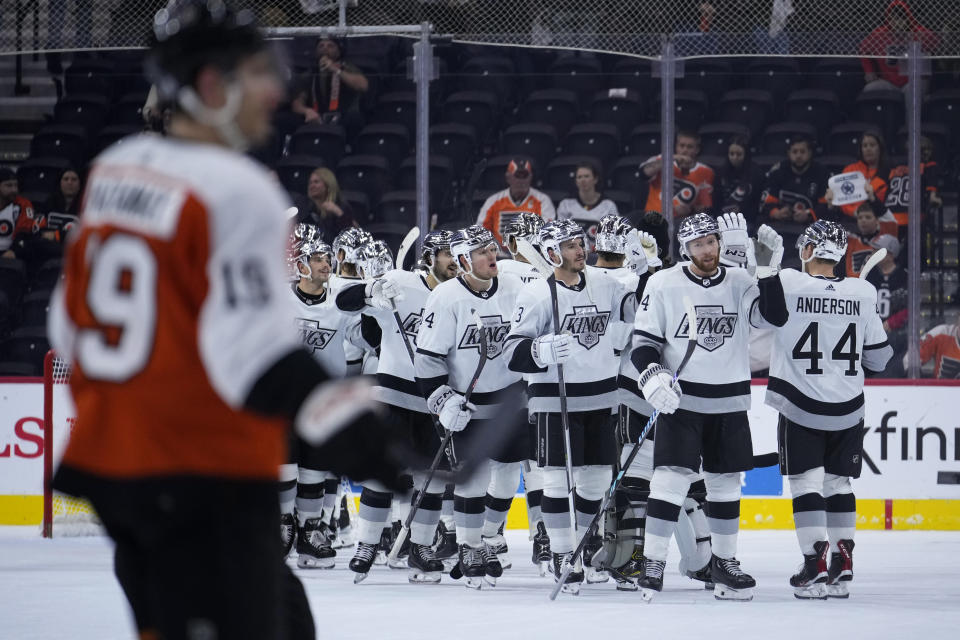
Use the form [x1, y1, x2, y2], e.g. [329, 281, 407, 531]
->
[792, 321, 859, 376]
[76, 233, 157, 382]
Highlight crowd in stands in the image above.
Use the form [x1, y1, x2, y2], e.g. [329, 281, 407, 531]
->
[0, 26, 958, 378]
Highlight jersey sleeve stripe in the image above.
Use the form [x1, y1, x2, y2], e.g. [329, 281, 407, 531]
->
[415, 347, 447, 359]
[767, 376, 865, 416]
[863, 340, 891, 350]
[634, 329, 666, 343]
[527, 377, 618, 399]
[376, 373, 424, 396]
[680, 379, 751, 399]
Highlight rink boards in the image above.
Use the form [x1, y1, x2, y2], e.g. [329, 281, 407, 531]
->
[1, 379, 958, 529]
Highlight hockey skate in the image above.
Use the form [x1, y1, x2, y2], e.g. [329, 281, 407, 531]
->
[531, 522, 551, 577]
[583, 535, 610, 584]
[407, 543, 443, 584]
[609, 546, 644, 591]
[710, 555, 756, 601]
[481, 539, 504, 587]
[552, 552, 584, 595]
[449, 544, 486, 589]
[349, 542, 377, 584]
[790, 540, 829, 600]
[280, 512, 296, 558]
[481, 533, 512, 570]
[638, 558, 666, 601]
[296, 517, 336, 569]
[826, 539, 854, 598]
[678, 555, 714, 590]
[433, 521, 458, 573]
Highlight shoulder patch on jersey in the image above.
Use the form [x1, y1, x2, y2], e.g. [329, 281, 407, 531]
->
[674, 304, 738, 352]
[297, 318, 339, 352]
[400, 311, 422, 338]
[561, 305, 611, 350]
[458, 314, 511, 359]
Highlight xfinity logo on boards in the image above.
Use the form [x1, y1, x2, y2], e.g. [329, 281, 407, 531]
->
[861, 411, 960, 475]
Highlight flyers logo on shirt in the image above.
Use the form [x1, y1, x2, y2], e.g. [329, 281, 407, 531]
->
[296, 318, 338, 352]
[675, 305, 738, 352]
[561, 305, 610, 350]
[458, 314, 510, 359]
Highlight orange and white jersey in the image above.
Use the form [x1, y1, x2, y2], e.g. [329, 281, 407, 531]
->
[844, 223, 898, 277]
[643, 157, 714, 216]
[918, 323, 960, 379]
[48, 135, 298, 481]
[475, 187, 556, 245]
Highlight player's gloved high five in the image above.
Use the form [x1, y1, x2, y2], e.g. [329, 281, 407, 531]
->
[718, 212, 749, 268]
[427, 385, 476, 432]
[625, 230, 661, 272]
[531, 333, 575, 368]
[748, 224, 784, 279]
[365, 278, 403, 309]
[638, 363, 682, 414]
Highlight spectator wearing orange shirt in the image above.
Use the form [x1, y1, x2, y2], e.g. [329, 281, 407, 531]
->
[641, 130, 714, 218]
[476, 158, 556, 245]
[824, 131, 889, 219]
[844, 203, 899, 277]
[912, 315, 960, 379]
[0, 167, 49, 260]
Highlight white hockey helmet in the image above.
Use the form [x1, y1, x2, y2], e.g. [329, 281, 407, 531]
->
[677, 212, 720, 259]
[796, 220, 847, 263]
[333, 227, 372, 266]
[294, 239, 336, 279]
[537, 219, 586, 267]
[502, 212, 544, 256]
[357, 239, 393, 279]
[420, 229, 455, 268]
[450, 224, 497, 274]
[594, 214, 633, 255]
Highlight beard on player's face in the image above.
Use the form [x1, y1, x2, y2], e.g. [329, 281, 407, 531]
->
[432, 251, 457, 282]
[687, 236, 720, 274]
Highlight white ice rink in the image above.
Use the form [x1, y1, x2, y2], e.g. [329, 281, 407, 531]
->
[3, 527, 959, 639]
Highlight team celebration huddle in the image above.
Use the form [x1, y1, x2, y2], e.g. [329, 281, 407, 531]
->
[284, 206, 891, 602]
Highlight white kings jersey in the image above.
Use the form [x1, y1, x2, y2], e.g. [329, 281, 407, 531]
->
[556, 197, 619, 252]
[497, 258, 542, 283]
[290, 285, 365, 379]
[765, 269, 892, 430]
[591, 265, 656, 416]
[415, 275, 524, 418]
[633, 264, 764, 414]
[335, 269, 434, 411]
[505, 269, 638, 414]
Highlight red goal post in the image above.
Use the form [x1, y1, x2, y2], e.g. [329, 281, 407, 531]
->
[42, 350, 101, 537]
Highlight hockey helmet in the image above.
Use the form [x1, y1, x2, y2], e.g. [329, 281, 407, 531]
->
[357, 239, 393, 279]
[450, 225, 497, 274]
[594, 214, 634, 255]
[145, 0, 279, 150]
[420, 229, 455, 267]
[676, 212, 720, 259]
[333, 227, 372, 266]
[796, 220, 847, 263]
[537, 220, 586, 267]
[502, 212, 544, 256]
[294, 239, 336, 280]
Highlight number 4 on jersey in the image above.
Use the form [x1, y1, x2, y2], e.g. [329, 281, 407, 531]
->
[792, 321, 859, 376]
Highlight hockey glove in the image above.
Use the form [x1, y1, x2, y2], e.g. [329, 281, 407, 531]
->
[718, 212, 749, 268]
[624, 230, 649, 273]
[530, 333, 575, 368]
[294, 378, 406, 490]
[752, 224, 784, 279]
[639, 230, 662, 268]
[427, 385, 476, 432]
[638, 363, 682, 414]
[365, 278, 403, 310]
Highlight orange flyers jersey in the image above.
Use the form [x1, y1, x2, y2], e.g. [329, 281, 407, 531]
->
[644, 158, 714, 216]
[844, 221, 898, 277]
[48, 135, 299, 480]
[0, 195, 43, 251]
[839, 161, 888, 217]
[476, 188, 556, 245]
[919, 324, 960, 379]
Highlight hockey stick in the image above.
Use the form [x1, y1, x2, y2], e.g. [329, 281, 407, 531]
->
[395, 226, 421, 271]
[388, 310, 488, 562]
[859, 247, 887, 280]
[550, 296, 699, 600]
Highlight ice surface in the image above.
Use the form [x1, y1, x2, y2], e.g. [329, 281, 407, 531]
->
[3, 527, 959, 639]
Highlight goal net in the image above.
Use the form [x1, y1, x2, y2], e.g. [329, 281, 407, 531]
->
[42, 351, 102, 537]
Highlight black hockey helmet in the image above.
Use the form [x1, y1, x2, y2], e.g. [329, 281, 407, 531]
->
[146, 0, 267, 103]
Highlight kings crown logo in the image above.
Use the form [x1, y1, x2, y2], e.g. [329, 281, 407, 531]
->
[459, 314, 511, 359]
[400, 311, 423, 338]
[561, 305, 611, 350]
[674, 305, 737, 352]
[297, 318, 338, 352]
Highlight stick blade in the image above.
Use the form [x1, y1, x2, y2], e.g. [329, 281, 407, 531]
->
[516, 238, 552, 277]
[682, 296, 697, 346]
[859, 247, 887, 280]
[395, 226, 421, 271]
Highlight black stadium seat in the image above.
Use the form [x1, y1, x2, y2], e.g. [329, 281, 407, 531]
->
[337, 155, 392, 206]
[698, 122, 751, 158]
[825, 122, 873, 158]
[30, 125, 89, 168]
[397, 156, 455, 208]
[924, 89, 960, 140]
[784, 89, 841, 140]
[371, 92, 417, 135]
[544, 155, 602, 192]
[587, 89, 646, 139]
[624, 124, 662, 158]
[0, 327, 50, 374]
[500, 124, 558, 174]
[854, 90, 905, 142]
[275, 155, 325, 196]
[53, 94, 110, 131]
[19, 290, 53, 327]
[562, 123, 621, 169]
[287, 123, 346, 167]
[442, 91, 499, 141]
[354, 124, 410, 170]
[374, 191, 418, 227]
[0, 259, 27, 306]
[548, 57, 604, 104]
[718, 89, 774, 137]
[17, 157, 73, 195]
[517, 90, 580, 138]
[429, 123, 477, 179]
[760, 122, 818, 156]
